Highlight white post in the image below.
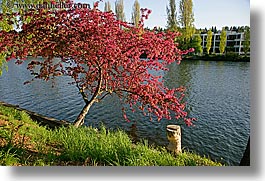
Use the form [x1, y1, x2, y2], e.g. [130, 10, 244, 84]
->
[166, 125, 181, 154]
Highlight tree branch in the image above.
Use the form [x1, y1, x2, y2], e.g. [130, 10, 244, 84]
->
[98, 92, 111, 101]
[76, 83, 89, 104]
[88, 61, 103, 104]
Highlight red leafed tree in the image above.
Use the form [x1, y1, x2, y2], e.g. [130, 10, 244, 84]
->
[0, 2, 195, 127]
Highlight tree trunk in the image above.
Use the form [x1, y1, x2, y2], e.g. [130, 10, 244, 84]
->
[73, 100, 95, 127]
[239, 136, 250, 166]
[73, 64, 103, 128]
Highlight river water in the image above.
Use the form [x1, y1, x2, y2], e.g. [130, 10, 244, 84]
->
[0, 58, 250, 166]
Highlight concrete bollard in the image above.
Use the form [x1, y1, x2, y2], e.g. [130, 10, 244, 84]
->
[166, 125, 181, 154]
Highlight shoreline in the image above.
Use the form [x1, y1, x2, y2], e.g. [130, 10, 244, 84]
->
[0, 101, 70, 128]
[183, 55, 250, 62]
[0, 102, 223, 166]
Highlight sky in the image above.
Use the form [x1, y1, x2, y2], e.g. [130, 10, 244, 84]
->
[75, 0, 250, 30]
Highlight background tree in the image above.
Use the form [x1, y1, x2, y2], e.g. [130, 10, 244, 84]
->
[243, 26, 250, 56]
[166, 0, 178, 31]
[224, 26, 229, 31]
[238, 26, 245, 33]
[0, 0, 64, 30]
[219, 27, 227, 54]
[104, 1, 112, 12]
[115, 0, 125, 22]
[206, 30, 212, 54]
[0, 3, 195, 127]
[211, 26, 217, 33]
[178, 0, 195, 49]
[131, 0, 140, 27]
[191, 34, 202, 55]
[0, 0, 15, 31]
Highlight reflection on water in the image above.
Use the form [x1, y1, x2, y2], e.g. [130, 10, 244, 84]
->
[0, 59, 250, 165]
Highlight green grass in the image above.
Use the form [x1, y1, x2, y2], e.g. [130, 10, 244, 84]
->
[0, 105, 222, 166]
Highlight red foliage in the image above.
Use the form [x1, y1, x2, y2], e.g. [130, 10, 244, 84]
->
[0, 2, 195, 126]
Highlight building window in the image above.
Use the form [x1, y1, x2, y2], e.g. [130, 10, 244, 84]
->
[235, 41, 240, 45]
[215, 35, 220, 40]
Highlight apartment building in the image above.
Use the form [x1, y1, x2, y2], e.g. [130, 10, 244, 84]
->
[199, 31, 247, 55]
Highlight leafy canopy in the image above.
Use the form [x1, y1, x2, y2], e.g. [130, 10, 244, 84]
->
[0, 1, 195, 126]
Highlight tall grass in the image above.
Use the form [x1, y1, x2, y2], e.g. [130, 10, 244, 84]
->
[0, 105, 222, 166]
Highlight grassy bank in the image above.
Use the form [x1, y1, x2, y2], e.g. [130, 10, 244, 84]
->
[0, 105, 222, 166]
